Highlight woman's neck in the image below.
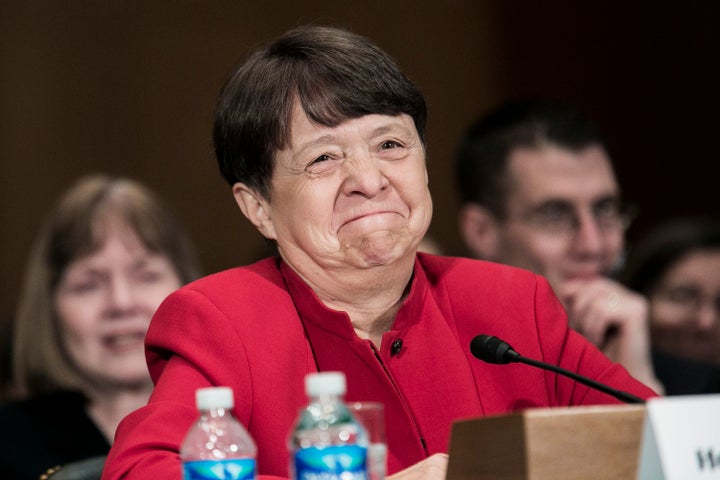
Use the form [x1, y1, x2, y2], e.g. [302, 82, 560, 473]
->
[309, 261, 415, 347]
[84, 383, 153, 442]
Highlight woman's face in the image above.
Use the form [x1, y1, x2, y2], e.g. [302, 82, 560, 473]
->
[649, 249, 720, 364]
[251, 104, 432, 273]
[54, 226, 182, 389]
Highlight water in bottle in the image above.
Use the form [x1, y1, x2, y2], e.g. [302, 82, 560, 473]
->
[288, 371, 368, 480]
[181, 386, 257, 480]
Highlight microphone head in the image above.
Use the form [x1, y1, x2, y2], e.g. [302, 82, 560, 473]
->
[470, 335, 517, 364]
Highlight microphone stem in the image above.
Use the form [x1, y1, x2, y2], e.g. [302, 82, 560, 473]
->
[515, 356, 645, 404]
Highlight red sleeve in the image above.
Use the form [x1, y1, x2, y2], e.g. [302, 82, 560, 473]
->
[101, 284, 296, 480]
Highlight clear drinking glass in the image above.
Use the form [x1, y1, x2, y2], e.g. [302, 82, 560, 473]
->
[348, 401, 387, 480]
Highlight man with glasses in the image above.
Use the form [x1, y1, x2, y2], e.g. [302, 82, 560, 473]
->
[455, 99, 663, 393]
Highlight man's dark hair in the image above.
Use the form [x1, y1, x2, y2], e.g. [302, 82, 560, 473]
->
[455, 99, 607, 216]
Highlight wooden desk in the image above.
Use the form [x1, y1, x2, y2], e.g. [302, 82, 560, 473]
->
[447, 404, 646, 480]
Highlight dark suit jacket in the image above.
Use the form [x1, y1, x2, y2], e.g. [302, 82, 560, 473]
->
[0, 391, 109, 480]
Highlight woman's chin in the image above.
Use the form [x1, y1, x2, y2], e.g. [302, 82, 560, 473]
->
[347, 235, 414, 267]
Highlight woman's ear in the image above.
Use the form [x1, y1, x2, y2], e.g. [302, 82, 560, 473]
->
[232, 183, 277, 240]
[458, 203, 499, 260]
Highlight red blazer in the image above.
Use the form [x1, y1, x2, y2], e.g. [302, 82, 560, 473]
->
[102, 254, 656, 480]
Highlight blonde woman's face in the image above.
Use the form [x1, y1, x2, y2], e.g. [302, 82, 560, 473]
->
[54, 227, 182, 389]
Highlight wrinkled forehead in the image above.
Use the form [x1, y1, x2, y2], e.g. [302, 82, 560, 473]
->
[505, 143, 619, 208]
[284, 98, 419, 152]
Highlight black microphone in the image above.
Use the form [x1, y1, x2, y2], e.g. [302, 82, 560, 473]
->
[470, 334, 644, 404]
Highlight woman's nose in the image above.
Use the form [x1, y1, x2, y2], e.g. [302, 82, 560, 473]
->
[342, 154, 388, 197]
[106, 278, 137, 314]
[695, 300, 719, 331]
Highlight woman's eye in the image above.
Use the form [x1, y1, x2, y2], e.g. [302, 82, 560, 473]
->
[68, 280, 101, 294]
[666, 287, 699, 304]
[311, 154, 331, 164]
[381, 140, 401, 150]
[137, 270, 163, 283]
[306, 153, 338, 174]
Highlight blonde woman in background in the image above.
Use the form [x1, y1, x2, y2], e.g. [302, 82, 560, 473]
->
[0, 175, 200, 480]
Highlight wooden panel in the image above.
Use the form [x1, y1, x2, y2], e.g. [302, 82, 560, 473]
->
[447, 405, 646, 480]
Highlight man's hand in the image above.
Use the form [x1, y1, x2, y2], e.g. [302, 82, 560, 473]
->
[559, 277, 664, 394]
[388, 453, 448, 480]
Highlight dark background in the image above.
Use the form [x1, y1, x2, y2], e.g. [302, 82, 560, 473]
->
[1, 1, 718, 327]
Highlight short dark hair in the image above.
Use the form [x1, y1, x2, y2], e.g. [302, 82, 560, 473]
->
[622, 217, 720, 295]
[214, 25, 427, 199]
[455, 99, 607, 216]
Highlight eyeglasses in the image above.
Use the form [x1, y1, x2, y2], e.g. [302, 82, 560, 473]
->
[508, 199, 635, 238]
[655, 286, 720, 315]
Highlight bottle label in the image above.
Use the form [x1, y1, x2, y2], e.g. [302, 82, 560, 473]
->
[183, 458, 256, 480]
[293, 445, 368, 480]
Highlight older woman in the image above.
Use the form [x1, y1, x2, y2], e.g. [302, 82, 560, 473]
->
[0, 175, 200, 480]
[103, 26, 655, 480]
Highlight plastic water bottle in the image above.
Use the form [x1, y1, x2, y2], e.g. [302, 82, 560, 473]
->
[181, 386, 257, 480]
[288, 371, 369, 480]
